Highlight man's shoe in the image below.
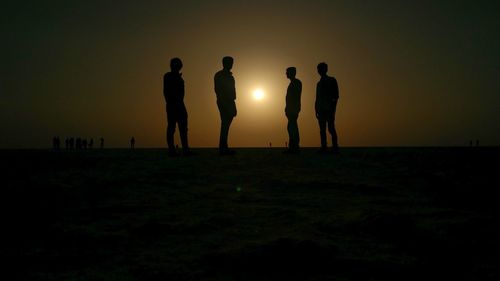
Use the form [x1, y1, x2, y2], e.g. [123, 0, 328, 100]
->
[168, 150, 179, 157]
[331, 147, 340, 155]
[317, 148, 328, 154]
[219, 149, 236, 156]
[283, 148, 300, 154]
[183, 150, 197, 156]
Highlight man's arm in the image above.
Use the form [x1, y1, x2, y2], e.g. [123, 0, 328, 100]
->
[230, 76, 236, 100]
[315, 83, 320, 118]
[214, 73, 219, 96]
[297, 80, 302, 112]
[332, 77, 339, 101]
[163, 73, 169, 101]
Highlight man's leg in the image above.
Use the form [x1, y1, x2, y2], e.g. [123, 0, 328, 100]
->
[329, 101, 339, 152]
[166, 110, 177, 155]
[179, 112, 190, 154]
[318, 115, 327, 150]
[288, 115, 299, 150]
[167, 123, 177, 154]
[217, 101, 236, 154]
[327, 118, 338, 152]
[287, 117, 293, 148]
[219, 116, 233, 150]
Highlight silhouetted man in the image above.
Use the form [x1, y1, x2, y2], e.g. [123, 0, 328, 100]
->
[315, 62, 339, 154]
[130, 137, 135, 149]
[76, 137, 82, 150]
[99, 137, 104, 149]
[163, 57, 191, 156]
[214, 56, 237, 155]
[52, 136, 60, 150]
[284, 67, 302, 153]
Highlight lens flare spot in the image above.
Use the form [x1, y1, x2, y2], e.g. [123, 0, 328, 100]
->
[252, 89, 265, 101]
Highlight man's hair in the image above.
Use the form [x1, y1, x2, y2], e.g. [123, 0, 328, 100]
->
[170, 57, 183, 71]
[222, 56, 234, 68]
[286, 67, 296, 77]
[317, 62, 328, 73]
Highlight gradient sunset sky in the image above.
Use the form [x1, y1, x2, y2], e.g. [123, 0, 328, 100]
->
[1, 0, 499, 148]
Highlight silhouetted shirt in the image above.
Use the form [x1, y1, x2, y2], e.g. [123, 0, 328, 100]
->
[286, 78, 302, 116]
[315, 75, 339, 112]
[214, 69, 236, 102]
[163, 72, 185, 108]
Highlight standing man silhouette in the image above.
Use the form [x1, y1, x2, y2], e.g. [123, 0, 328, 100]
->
[130, 137, 135, 150]
[315, 62, 339, 154]
[214, 56, 237, 155]
[284, 67, 302, 153]
[163, 57, 191, 157]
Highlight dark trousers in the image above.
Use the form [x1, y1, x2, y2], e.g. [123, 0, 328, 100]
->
[166, 105, 189, 152]
[317, 102, 338, 149]
[217, 100, 236, 150]
[286, 113, 300, 149]
[318, 115, 337, 149]
[219, 117, 234, 150]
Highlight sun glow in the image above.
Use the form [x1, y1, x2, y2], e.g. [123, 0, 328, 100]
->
[252, 88, 265, 101]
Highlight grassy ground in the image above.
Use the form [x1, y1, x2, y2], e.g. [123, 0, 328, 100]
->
[2, 147, 499, 280]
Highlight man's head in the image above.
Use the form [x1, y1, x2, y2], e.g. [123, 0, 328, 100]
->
[286, 67, 296, 79]
[170, 57, 183, 72]
[317, 62, 328, 77]
[222, 56, 234, 70]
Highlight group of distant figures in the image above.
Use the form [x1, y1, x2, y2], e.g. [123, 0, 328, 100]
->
[470, 140, 480, 147]
[52, 137, 105, 150]
[163, 56, 340, 156]
[52, 137, 137, 150]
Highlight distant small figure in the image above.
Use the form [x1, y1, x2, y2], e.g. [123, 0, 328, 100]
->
[269, 142, 272, 148]
[69, 137, 75, 150]
[52, 136, 60, 150]
[130, 137, 135, 149]
[284, 67, 302, 154]
[315, 62, 339, 154]
[214, 56, 237, 155]
[89, 138, 94, 149]
[163, 57, 192, 157]
[476, 139, 479, 147]
[76, 137, 82, 150]
[82, 139, 88, 149]
[100, 137, 104, 149]
[285, 141, 288, 148]
[469, 140, 473, 147]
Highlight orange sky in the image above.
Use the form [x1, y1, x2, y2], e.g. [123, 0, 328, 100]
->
[1, 1, 499, 148]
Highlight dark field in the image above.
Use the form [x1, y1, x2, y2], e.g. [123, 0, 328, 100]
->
[2, 147, 499, 280]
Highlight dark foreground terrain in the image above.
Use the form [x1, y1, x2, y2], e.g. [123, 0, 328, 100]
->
[2, 147, 499, 280]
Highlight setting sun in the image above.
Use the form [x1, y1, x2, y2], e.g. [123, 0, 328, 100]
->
[252, 88, 265, 101]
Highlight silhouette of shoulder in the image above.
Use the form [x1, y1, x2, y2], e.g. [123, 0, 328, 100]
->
[214, 70, 236, 101]
[163, 72, 185, 104]
[328, 76, 339, 99]
[290, 78, 302, 91]
[317, 76, 339, 100]
[317, 76, 338, 98]
[286, 78, 302, 114]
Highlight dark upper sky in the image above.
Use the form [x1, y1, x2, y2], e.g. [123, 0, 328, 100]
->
[1, 0, 499, 148]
